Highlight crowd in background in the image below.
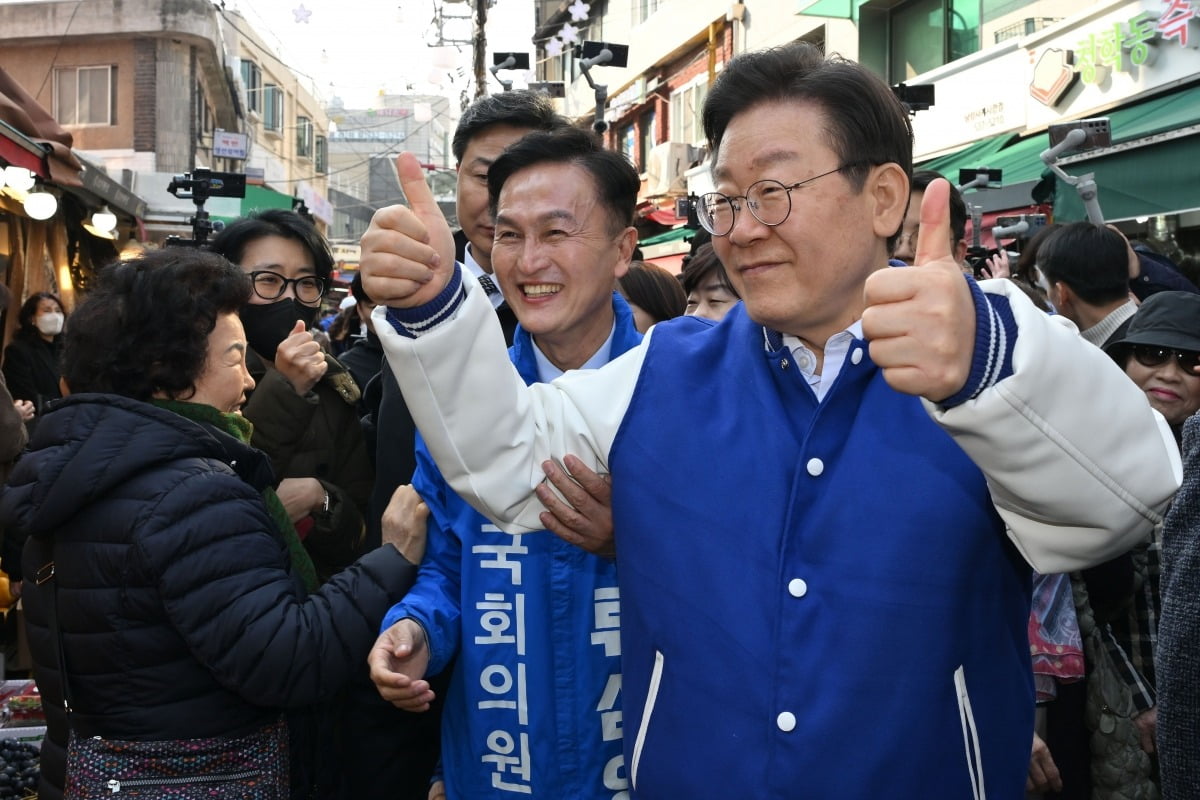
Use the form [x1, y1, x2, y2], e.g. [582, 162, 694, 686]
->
[0, 43, 1195, 800]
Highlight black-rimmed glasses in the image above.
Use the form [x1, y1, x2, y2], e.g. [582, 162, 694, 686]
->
[248, 270, 326, 305]
[697, 163, 863, 237]
[1131, 344, 1200, 373]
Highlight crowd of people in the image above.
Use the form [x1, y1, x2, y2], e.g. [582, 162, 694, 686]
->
[0, 41, 1195, 800]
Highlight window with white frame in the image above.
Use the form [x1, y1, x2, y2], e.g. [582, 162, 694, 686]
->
[297, 116, 313, 158]
[241, 60, 262, 114]
[670, 76, 708, 146]
[54, 66, 115, 126]
[263, 85, 283, 133]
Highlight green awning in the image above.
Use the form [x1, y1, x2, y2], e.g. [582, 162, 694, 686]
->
[1055, 133, 1200, 221]
[1053, 85, 1200, 221]
[918, 133, 1019, 183]
[919, 129, 1052, 188]
[639, 226, 693, 246]
[1100, 83, 1200, 143]
[210, 184, 296, 223]
[796, 0, 862, 20]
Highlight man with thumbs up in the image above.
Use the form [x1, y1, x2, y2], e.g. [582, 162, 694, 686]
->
[362, 44, 1180, 799]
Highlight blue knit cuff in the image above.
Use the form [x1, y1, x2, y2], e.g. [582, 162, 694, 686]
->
[939, 275, 1018, 408]
[383, 265, 466, 339]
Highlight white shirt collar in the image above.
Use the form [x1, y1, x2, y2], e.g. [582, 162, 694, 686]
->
[532, 321, 617, 382]
[781, 320, 866, 402]
[462, 243, 505, 310]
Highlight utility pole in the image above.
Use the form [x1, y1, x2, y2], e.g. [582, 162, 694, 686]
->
[473, 0, 488, 98]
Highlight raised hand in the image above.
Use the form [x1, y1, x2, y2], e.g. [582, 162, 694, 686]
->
[273, 319, 327, 395]
[359, 152, 458, 308]
[861, 178, 976, 402]
[981, 248, 1011, 280]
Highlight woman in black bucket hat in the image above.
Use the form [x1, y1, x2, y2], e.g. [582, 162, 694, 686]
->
[1106, 290, 1200, 442]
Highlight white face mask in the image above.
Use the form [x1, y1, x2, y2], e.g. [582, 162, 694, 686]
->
[35, 311, 64, 336]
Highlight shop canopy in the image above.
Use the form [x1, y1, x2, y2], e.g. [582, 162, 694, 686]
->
[209, 184, 297, 224]
[639, 226, 693, 247]
[1053, 85, 1200, 222]
[918, 83, 1200, 222]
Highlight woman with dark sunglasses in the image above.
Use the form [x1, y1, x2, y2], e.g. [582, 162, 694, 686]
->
[1106, 290, 1200, 441]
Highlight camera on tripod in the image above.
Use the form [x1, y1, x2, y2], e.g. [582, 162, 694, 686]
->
[164, 169, 247, 248]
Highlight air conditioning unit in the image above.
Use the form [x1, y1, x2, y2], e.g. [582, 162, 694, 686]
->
[644, 142, 696, 196]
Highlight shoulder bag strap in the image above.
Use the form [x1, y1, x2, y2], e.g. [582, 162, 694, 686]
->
[34, 555, 75, 719]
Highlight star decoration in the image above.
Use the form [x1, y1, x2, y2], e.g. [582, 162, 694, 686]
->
[567, 0, 590, 21]
[546, 38, 564, 57]
[293, 3, 312, 23]
[559, 22, 580, 45]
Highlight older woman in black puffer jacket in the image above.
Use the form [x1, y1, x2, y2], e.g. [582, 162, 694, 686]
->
[0, 249, 423, 800]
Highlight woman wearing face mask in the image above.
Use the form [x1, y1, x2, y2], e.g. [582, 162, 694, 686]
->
[3, 292, 67, 428]
[208, 210, 373, 584]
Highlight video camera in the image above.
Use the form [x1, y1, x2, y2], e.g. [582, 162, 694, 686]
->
[165, 169, 247, 248]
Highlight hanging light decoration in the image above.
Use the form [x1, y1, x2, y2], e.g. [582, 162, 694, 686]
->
[91, 204, 118, 233]
[23, 184, 58, 220]
[4, 166, 36, 193]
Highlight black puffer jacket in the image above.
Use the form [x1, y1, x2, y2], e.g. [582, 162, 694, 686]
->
[0, 394, 417, 800]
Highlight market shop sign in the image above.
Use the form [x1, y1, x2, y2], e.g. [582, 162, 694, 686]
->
[1031, 0, 1199, 109]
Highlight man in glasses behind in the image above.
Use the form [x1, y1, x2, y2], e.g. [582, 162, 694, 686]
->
[210, 209, 373, 584]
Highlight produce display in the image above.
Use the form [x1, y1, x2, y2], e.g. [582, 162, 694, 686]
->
[0, 739, 38, 798]
[0, 681, 42, 797]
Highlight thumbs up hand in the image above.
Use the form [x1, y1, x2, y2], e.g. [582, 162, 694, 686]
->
[274, 319, 328, 396]
[360, 152, 457, 308]
[861, 178, 977, 402]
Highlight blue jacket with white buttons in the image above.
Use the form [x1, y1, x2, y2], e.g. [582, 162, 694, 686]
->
[609, 303, 1032, 799]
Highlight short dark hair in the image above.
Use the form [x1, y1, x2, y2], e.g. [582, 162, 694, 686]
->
[208, 208, 334, 283]
[63, 249, 250, 401]
[1014, 222, 1062, 284]
[619, 262, 687, 325]
[703, 44, 913, 251]
[911, 169, 967, 244]
[1037, 222, 1130, 305]
[680, 243, 739, 299]
[17, 292, 64, 332]
[487, 127, 639, 235]
[451, 91, 565, 164]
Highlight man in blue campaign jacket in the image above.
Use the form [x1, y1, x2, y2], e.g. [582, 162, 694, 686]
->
[363, 47, 1181, 799]
[370, 128, 641, 799]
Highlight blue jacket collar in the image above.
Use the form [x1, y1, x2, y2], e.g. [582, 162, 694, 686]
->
[510, 292, 643, 385]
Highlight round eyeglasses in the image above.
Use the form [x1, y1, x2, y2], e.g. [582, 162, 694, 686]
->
[248, 270, 326, 305]
[697, 163, 863, 237]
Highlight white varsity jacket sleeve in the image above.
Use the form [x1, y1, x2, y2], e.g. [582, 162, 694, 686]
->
[376, 269, 1181, 572]
[929, 277, 1180, 574]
